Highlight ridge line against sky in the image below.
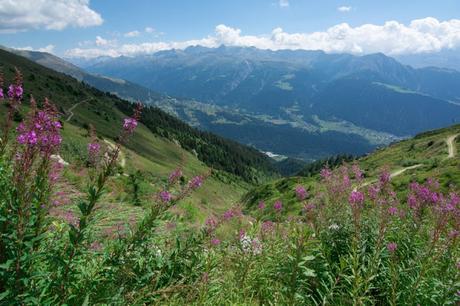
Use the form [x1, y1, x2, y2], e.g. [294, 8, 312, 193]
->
[0, 0, 459, 58]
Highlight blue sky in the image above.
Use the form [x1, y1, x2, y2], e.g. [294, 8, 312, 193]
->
[0, 0, 459, 58]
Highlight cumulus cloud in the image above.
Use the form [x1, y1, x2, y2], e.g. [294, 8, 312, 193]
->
[95, 36, 116, 47]
[124, 30, 140, 38]
[0, 0, 103, 33]
[279, 0, 289, 8]
[337, 6, 352, 12]
[65, 17, 460, 58]
[15, 44, 56, 53]
[144, 27, 155, 33]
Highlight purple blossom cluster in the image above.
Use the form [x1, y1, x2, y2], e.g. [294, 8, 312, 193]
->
[168, 168, 183, 184]
[159, 190, 172, 203]
[273, 200, 283, 212]
[379, 170, 391, 186]
[122, 117, 138, 134]
[408, 180, 445, 210]
[258, 201, 266, 210]
[16, 108, 62, 155]
[261, 220, 274, 233]
[349, 190, 365, 206]
[387, 242, 397, 253]
[189, 175, 203, 189]
[295, 185, 308, 201]
[321, 166, 355, 201]
[223, 207, 242, 221]
[87, 142, 101, 162]
[8, 84, 23, 100]
[211, 238, 221, 246]
[320, 168, 332, 180]
[205, 217, 218, 234]
[352, 164, 364, 181]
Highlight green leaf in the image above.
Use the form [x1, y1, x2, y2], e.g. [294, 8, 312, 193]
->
[0, 290, 10, 301]
[303, 268, 316, 277]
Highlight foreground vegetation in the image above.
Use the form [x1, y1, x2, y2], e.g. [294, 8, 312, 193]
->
[0, 72, 459, 305]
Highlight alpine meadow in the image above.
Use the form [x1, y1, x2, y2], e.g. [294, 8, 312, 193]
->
[0, 1, 459, 305]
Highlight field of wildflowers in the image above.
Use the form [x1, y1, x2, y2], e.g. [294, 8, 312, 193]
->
[0, 72, 459, 305]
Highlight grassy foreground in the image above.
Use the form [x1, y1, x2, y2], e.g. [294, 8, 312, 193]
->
[0, 70, 459, 305]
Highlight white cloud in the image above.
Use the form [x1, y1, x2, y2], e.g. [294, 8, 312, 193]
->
[279, 0, 289, 8]
[95, 36, 117, 47]
[124, 30, 140, 38]
[65, 17, 460, 58]
[0, 0, 103, 33]
[144, 27, 155, 33]
[338, 6, 352, 12]
[15, 44, 56, 54]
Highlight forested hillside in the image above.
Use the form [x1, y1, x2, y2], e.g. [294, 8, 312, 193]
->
[0, 48, 277, 182]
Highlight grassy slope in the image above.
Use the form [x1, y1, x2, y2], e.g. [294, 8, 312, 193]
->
[0, 49, 249, 228]
[243, 124, 460, 214]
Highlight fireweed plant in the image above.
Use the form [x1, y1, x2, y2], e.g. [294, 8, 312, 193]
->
[0, 73, 209, 304]
[0, 72, 458, 305]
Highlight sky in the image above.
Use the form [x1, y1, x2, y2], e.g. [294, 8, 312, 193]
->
[0, 0, 459, 58]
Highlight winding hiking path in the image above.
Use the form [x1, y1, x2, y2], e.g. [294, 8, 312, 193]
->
[65, 99, 89, 122]
[446, 134, 459, 159]
[356, 133, 458, 190]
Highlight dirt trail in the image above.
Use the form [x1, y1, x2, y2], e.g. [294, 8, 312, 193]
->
[446, 134, 459, 159]
[356, 133, 458, 190]
[65, 99, 89, 122]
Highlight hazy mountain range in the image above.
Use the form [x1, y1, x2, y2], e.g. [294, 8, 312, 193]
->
[7, 45, 460, 161]
[81, 46, 460, 158]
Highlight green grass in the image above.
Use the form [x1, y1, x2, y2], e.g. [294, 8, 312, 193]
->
[0, 49, 255, 229]
[243, 124, 460, 213]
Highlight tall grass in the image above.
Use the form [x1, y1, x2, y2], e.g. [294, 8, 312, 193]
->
[0, 73, 459, 305]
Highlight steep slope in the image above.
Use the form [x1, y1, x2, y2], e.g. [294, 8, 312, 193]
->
[0, 49, 284, 230]
[3, 47, 165, 104]
[242, 124, 460, 214]
[311, 78, 460, 136]
[0, 48, 276, 183]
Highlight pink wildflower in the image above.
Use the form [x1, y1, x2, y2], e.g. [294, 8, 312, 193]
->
[211, 238, 221, 246]
[159, 190, 172, 203]
[258, 201, 265, 210]
[320, 168, 332, 180]
[388, 206, 398, 216]
[349, 191, 365, 206]
[387, 242, 397, 253]
[379, 170, 391, 186]
[273, 200, 283, 212]
[261, 221, 274, 233]
[88, 142, 100, 158]
[189, 175, 203, 189]
[205, 217, 218, 233]
[122, 117, 138, 134]
[223, 209, 235, 220]
[295, 185, 308, 201]
[7, 84, 23, 100]
[368, 185, 380, 200]
[168, 168, 183, 184]
[352, 164, 364, 180]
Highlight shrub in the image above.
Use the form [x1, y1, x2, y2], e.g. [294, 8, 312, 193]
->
[0, 72, 459, 305]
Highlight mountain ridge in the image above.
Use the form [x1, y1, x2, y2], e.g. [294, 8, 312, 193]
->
[80, 46, 460, 160]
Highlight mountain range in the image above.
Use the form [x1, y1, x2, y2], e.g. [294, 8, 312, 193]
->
[78, 46, 460, 160]
[7, 45, 460, 161]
